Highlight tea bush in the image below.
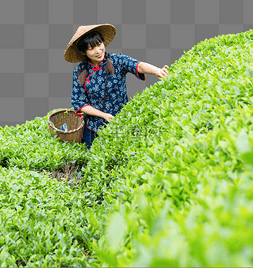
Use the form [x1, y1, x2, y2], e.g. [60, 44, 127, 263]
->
[1, 29, 253, 266]
[0, 109, 87, 172]
[82, 29, 253, 266]
[0, 167, 107, 267]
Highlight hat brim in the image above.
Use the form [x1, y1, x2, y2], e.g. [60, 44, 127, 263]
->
[64, 24, 116, 63]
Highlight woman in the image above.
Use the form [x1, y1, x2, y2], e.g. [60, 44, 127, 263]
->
[64, 24, 169, 149]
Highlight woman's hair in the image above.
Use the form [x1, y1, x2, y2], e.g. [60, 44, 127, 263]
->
[76, 31, 104, 53]
[76, 31, 114, 87]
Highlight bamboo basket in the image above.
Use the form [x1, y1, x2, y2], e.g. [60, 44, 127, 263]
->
[48, 109, 84, 143]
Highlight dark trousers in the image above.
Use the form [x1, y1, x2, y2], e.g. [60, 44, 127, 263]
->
[82, 127, 97, 149]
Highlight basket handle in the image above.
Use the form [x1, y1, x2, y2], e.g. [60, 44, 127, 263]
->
[66, 108, 79, 130]
[75, 116, 79, 130]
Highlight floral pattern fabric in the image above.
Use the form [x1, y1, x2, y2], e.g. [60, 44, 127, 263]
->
[71, 53, 145, 132]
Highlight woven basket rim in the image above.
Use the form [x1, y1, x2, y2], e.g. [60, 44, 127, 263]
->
[48, 109, 84, 134]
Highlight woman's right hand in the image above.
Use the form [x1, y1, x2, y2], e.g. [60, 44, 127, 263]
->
[80, 106, 114, 122]
[103, 113, 114, 122]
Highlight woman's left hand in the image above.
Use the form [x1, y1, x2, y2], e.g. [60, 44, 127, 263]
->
[156, 65, 169, 80]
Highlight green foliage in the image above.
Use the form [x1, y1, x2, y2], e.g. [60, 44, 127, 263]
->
[1, 30, 253, 266]
[0, 109, 87, 172]
[82, 29, 253, 266]
[0, 167, 105, 267]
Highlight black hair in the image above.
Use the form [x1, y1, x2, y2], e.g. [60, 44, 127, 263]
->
[76, 31, 105, 53]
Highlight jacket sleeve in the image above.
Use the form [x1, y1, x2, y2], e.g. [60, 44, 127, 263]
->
[71, 66, 91, 118]
[117, 53, 145, 81]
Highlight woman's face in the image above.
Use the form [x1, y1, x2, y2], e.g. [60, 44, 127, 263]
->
[84, 42, 105, 66]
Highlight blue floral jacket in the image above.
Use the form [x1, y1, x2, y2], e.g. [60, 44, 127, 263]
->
[71, 53, 145, 132]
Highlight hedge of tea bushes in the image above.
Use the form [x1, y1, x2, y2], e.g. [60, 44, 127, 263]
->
[0, 108, 87, 172]
[1, 29, 253, 267]
[80, 29, 253, 266]
[0, 110, 92, 266]
[0, 167, 106, 267]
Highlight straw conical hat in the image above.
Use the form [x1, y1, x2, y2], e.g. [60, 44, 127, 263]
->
[64, 24, 116, 63]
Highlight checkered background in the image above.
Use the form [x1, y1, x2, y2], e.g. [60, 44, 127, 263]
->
[0, 0, 252, 127]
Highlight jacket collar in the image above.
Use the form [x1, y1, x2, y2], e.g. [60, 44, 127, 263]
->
[88, 55, 107, 69]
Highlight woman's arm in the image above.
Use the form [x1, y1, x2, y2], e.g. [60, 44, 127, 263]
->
[80, 105, 114, 122]
[138, 62, 169, 80]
